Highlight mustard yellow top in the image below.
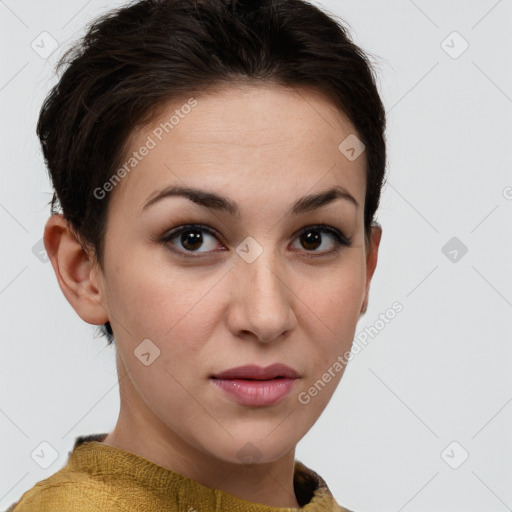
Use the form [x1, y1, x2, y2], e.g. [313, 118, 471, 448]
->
[7, 433, 352, 511]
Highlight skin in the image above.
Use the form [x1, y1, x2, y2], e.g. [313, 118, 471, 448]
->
[44, 83, 381, 508]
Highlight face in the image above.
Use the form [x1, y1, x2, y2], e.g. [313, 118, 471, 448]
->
[88, 83, 380, 465]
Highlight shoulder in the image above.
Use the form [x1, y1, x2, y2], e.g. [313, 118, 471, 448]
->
[7, 434, 111, 512]
[6, 472, 109, 512]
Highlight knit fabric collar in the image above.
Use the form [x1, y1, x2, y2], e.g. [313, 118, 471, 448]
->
[68, 433, 351, 511]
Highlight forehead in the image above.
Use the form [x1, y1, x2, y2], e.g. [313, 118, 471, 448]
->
[109, 83, 366, 216]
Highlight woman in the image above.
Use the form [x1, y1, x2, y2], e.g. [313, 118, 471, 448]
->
[8, 0, 386, 510]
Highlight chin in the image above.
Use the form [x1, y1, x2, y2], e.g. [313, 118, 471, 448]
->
[205, 432, 295, 466]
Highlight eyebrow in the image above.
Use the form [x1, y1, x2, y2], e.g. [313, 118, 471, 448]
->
[140, 184, 358, 217]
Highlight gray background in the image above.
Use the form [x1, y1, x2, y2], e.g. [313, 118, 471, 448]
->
[1, 0, 511, 510]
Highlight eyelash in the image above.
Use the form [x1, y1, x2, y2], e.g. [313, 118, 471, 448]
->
[159, 223, 352, 258]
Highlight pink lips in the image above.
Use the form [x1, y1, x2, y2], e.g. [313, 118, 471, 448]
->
[210, 364, 300, 407]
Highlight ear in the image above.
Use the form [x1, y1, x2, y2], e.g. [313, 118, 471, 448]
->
[43, 213, 109, 326]
[360, 224, 382, 315]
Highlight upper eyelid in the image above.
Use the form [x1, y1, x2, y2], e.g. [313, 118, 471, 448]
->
[163, 223, 346, 238]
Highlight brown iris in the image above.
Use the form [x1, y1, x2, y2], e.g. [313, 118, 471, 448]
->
[300, 229, 321, 251]
[180, 229, 204, 251]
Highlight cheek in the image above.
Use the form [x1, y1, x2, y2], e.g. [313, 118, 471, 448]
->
[110, 264, 217, 401]
[105, 253, 215, 342]
[303, 290, 361, 372]
[298, 259, 366, 370]
[302, 259, 366, 328]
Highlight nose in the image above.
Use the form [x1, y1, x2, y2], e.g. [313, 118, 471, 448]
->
[227, 247, 297, 343]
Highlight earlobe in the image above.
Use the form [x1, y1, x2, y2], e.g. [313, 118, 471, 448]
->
[43, 213, 109, 326]
[360, 224, 382, 315]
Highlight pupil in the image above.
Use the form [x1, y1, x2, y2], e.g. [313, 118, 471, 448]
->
[181, 230, 203, 251]
[302, 230, 321, 250]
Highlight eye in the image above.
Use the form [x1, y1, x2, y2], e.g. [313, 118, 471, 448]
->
[291, 224, 352, 255]
[160, 224, 224, 256]
[159, 223, 352, 258]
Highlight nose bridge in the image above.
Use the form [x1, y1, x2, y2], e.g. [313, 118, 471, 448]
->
[247, 250, 283, 299]
[231, 239, 295, 341]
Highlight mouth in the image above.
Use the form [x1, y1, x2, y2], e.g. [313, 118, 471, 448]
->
[210, 376, 298, 407]
[209, 364, 300, 407]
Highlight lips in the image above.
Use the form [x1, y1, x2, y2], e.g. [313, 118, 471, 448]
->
[210, 363, 300, 381]
[210, 364, 300, 407]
